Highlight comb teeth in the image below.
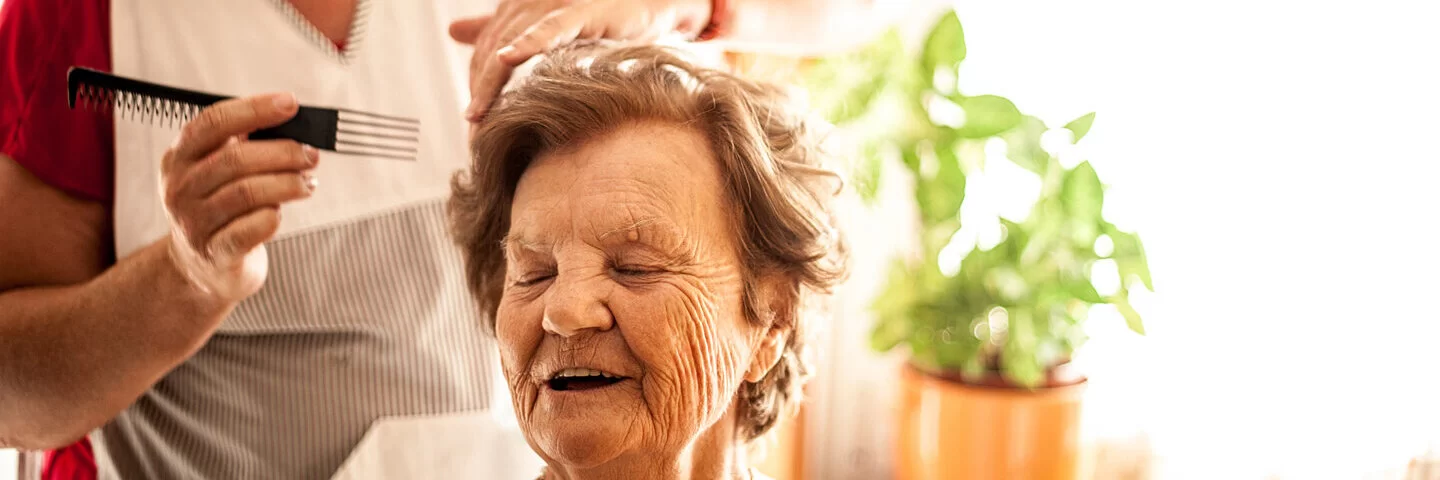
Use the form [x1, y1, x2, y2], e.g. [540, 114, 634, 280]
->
[74, 83, 202, 127]
[333, 109, 421, 160]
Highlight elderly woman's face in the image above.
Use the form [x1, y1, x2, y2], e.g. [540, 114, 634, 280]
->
[498, 121, 769, 466]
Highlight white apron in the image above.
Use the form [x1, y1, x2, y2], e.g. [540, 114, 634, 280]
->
[99, 1, 539, 478]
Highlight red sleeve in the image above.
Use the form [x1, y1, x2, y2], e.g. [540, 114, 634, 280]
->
[2, 1, 109, 477]
[0, 0, 114, 204]
[43, 437, 96, 480]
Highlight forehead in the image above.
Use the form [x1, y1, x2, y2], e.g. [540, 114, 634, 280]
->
[508, 121, 729, 244]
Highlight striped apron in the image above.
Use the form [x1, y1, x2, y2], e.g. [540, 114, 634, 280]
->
[96, 1, 527, 478]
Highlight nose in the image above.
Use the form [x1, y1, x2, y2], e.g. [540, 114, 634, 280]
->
[541, 273, 615, 337]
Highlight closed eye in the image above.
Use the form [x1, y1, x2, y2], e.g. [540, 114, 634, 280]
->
[513, 273, 554, 287]
[612, 266, 660, 277]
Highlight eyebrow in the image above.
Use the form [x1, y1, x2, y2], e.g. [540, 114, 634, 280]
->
[501, 217, 663, 251]
[499, 235, 549, 253]
[603, 218, 702, 268]
[503, 217, 700, 266]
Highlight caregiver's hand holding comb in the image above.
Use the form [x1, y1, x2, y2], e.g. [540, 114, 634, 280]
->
[162, 93, 319, 306]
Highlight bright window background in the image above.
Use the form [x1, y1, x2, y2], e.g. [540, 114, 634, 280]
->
[810, 0, 1440, 479]
[955, 1, 1439, 477]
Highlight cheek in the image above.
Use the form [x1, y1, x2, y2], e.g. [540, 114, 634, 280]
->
[615, 275, 751, 433]
[495, 294, 545, 402]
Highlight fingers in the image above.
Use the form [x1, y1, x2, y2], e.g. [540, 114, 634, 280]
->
[171, 93, 299, 163]
[191, 172, 315, 249]
[496, 10, 585, 66]
[180, 140, 320, 198]
[464, 50, 516, 121]
[448, 15, 493, 44]
[208, 207, 282, 260]
[465, 5, 559, 121]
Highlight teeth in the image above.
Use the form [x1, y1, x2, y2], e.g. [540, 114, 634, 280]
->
[552, 368, 619, 379]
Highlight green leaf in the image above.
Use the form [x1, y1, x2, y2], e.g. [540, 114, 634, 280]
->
[1064, 112, 1096, 143]
[869, 317, 907, 352]
[852, 142, 884, 202]
[909, 142, 966, 227]
[805, 29, 905, 125]
[921, 145, 967, 224]
[1062, 161, 1104, 224]
[986, 267, 1029, 303]
[1066, 280, 1105, 304]
[830, 78, 887, 125]
[998, 218, 1029, 249]
[921, 11, 966, 89]
[1019, 200, 1063, 266]
[1002, 309, 1044, 387]
[870, 261, 920, 352]
[1002, 115, 1050, 174]
[909, 325, 940, 367]
[954, 95, 1022, 138]
[921, 219, 961, 259]
[1114, 294, 1146, 335]
[900, 146, 922, 174]
[932, 325, 974, 370]
[1105, 225, 1154, 291]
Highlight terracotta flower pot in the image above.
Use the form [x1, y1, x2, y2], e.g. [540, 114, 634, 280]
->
[895, 364, 1086, 480]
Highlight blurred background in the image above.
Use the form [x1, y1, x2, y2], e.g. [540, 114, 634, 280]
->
[736, 0, 1440, 479]
[4, 0, 1439, 479]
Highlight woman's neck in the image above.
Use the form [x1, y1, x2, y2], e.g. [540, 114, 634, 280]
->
[544, 410, 751, 480]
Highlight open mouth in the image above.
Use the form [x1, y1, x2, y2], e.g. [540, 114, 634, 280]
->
[546, 368, 626, 392]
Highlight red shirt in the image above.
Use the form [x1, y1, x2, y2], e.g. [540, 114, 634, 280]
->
[0, 0, 114, 203]
[2, 0, 109, 477]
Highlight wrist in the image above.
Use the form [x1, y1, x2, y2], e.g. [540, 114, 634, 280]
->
[159, 237, 235, 316]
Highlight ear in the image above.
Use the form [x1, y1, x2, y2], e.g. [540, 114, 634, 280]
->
[745, 275, 794, 383]
[745, 323, 789, 383]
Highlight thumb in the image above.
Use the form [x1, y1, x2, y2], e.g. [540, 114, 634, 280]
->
[448, 15, 493, 44]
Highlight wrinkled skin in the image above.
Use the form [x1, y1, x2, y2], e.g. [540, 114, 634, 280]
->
[498, 121, 781, 478]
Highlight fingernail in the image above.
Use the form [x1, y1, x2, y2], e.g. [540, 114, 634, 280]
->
[497, 45, 516, 59]
[465, 100, 480, 120]
[302, 173, 318, 192]
[273, 93, 298, 112]
[303, 145, 319, 166]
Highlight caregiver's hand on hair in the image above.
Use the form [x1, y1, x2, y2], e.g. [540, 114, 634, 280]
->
[447, 44, 848, 479]
[449, 0, 895, 122]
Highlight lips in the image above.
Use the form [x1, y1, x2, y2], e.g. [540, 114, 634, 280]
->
[545, 367, 629, 391]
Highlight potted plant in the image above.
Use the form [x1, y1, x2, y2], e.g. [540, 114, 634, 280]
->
[802, 9, 1153, 480]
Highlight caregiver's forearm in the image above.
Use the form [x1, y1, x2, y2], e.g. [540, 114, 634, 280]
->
[718, 0, 903, 54]
[0, 240, 231, 450]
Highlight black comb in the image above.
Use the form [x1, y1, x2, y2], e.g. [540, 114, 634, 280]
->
[67, 67, 419, 161]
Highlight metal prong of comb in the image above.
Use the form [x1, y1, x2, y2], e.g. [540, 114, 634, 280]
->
[333, 108, 421, 161]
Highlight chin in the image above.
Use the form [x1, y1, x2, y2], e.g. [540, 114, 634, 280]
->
[533, 422, 632, 469]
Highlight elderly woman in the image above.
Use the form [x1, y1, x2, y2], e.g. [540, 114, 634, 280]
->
[448, 44, 848, 479]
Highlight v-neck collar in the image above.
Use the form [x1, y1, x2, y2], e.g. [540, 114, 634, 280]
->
[268, 0, 372, 64]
